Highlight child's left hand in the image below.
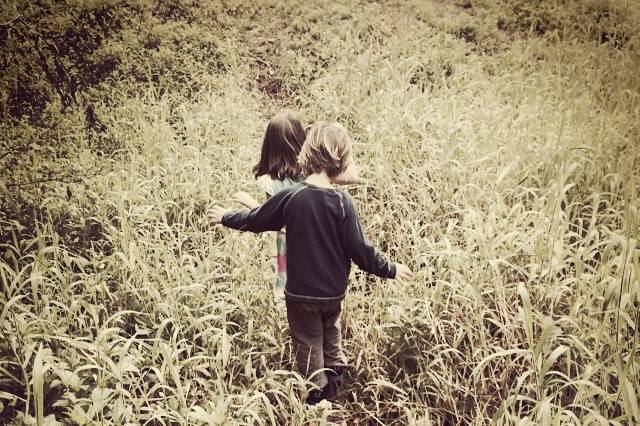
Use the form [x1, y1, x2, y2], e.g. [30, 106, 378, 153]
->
[334, 163, 360, 185]
[207, 206, 231, 225]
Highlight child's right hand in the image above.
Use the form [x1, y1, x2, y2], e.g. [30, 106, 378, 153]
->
[207, 206, 231, 225]
[394, 263, 413, 281]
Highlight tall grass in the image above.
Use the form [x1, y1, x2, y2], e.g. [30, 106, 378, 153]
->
[1, 0, 638, 424]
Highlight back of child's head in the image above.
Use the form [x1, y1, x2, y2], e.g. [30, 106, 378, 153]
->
[253, 111, 306, 180]
[298, 123, 352, 179]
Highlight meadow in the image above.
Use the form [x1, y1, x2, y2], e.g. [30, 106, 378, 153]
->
[1, 0, 639, 424]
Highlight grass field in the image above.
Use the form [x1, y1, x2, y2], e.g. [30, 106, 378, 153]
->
[1, 0, 639, 424]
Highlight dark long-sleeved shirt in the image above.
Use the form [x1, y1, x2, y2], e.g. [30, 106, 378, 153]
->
[222, 182, 396, 302]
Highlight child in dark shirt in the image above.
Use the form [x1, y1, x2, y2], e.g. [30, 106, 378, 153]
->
[232, 111, 360, 297]
[208, 123, 412, 404]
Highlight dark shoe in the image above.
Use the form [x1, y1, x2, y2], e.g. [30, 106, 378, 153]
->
[326, 366, 346, 384]
[305, 389, 324, 405]
[321, 381, 338, 400]
[322, 366, 346, 401]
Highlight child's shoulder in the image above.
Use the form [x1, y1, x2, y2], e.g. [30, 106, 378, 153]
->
[334, 188, 359, 215]
[257, 175, 301, 196]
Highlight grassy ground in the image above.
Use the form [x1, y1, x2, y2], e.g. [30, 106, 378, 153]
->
[1, 0, 639, 424]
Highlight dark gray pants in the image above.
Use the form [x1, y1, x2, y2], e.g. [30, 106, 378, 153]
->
[286, 299, 348, 389]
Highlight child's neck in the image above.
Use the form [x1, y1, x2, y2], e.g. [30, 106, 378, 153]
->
[305, 172, 334, 188]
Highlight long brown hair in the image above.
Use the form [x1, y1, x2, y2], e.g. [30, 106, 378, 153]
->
[253, 111, 306, 180]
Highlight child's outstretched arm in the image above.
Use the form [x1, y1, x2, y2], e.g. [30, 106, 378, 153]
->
[234, 174, 288, 209]
[333, 163, 360, 185]
[208, 188, 290, 233]
[342, 193, 413, 281]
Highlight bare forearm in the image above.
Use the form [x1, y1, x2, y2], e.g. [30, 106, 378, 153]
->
[234, 191, 262, 209]
[243, 197, 261, 209]
[334, 163, 360, 184]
